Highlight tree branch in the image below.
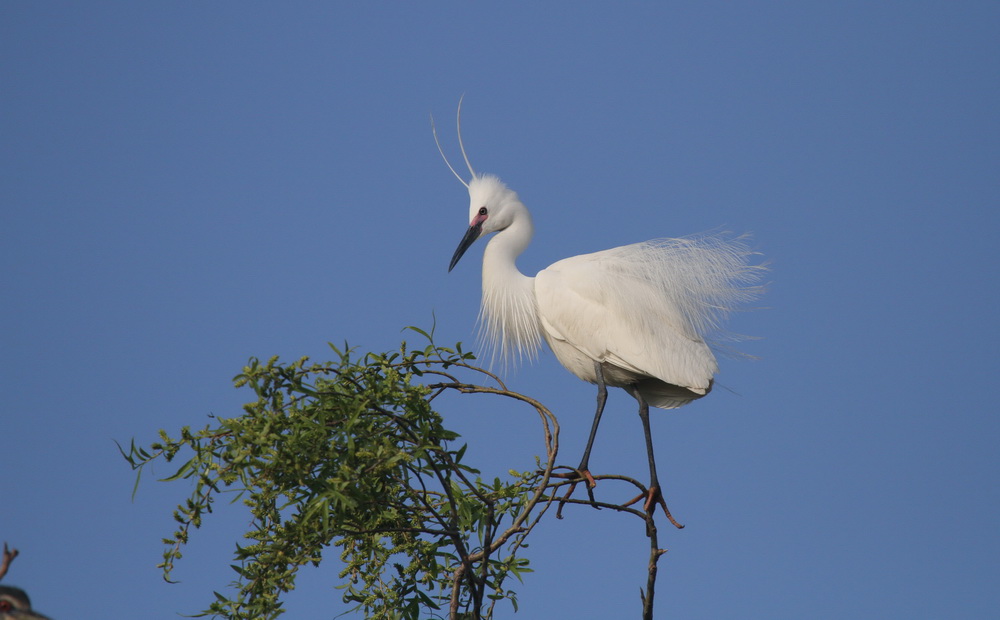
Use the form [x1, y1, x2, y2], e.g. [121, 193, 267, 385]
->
[0, 542, 19, 582]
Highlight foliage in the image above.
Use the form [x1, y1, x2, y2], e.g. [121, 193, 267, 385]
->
[121, 329, 560, 620]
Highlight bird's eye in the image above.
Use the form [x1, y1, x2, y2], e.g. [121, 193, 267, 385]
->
[478, 207, 487, 216]
[0, 601, 12, 611]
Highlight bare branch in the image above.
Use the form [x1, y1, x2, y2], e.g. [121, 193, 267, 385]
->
[641, 513, 668, 620]
[0, 542, 19, 581]
[131, 337, 684, 619]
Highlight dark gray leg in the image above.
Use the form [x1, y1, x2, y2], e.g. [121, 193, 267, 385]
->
[626, 385, 683, 528]
[631, 386, 660, 491]
[576, 360, 608, 475]
[555, 361, 609, 516]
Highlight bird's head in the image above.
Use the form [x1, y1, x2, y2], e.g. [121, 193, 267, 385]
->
[449, 174, 526, 271]
[433, 97, 531, 272]
[0, 585, 51, 620]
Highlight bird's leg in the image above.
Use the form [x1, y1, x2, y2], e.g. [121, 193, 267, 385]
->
[554, 361, 608, 516]
[622, 386, 684, 529]
[553, 360, 608, 485]
[575, 360, 609, 487]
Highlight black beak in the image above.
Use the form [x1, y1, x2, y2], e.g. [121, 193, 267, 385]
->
[449, 222, 483, 272]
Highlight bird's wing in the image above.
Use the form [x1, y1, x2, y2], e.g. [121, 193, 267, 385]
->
[535, 248, 717, 391]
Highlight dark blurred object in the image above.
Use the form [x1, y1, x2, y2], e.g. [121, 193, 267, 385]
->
[0, 544, 51, 619]
[0, 586, 51, 620]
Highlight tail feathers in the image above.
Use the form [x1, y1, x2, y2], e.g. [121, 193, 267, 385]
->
[637, 377, 713, 410]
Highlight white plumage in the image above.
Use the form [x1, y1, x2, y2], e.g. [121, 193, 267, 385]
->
[439, 105, 763, 515]
[453, 174, 761, 409]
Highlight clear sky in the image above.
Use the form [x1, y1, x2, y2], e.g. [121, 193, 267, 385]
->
[2, 2, 998, 619]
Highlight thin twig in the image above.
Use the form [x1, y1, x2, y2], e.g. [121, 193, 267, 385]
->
[0, 542, 19, 581]
[541, 467, 676, 618]
[430, 381, 559, 619]
[641, 513, 668, 620]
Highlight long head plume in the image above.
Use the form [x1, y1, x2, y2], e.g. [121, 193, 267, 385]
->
[431, 95, 477, 188]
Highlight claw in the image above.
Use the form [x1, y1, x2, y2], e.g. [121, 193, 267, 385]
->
[623, 486, 684, 529]
[554, 469, 601, 518]
[551, 467, 597, 488]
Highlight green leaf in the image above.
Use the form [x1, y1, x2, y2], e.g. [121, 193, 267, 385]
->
[124, 328, 551, 619]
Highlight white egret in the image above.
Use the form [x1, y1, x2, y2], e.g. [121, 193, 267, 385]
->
[438, 103, 763, 520]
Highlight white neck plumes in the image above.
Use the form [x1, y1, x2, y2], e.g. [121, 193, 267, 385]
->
[471, 177, 543, 367]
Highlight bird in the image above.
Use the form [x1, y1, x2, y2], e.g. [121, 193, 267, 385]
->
[437, 101, 763, 519]
[0, 586, 51, 620]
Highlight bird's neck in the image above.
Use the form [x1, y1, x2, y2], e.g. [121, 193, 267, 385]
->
[478, 213, 542, 366]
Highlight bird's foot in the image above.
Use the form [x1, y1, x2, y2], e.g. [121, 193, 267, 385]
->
[551, 467, 597, 488]
[552, 468, 600, 519]
[623, 486, 685, 529]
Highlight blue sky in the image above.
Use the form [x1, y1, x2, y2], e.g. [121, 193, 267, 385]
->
[2, 2, 998, 618]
